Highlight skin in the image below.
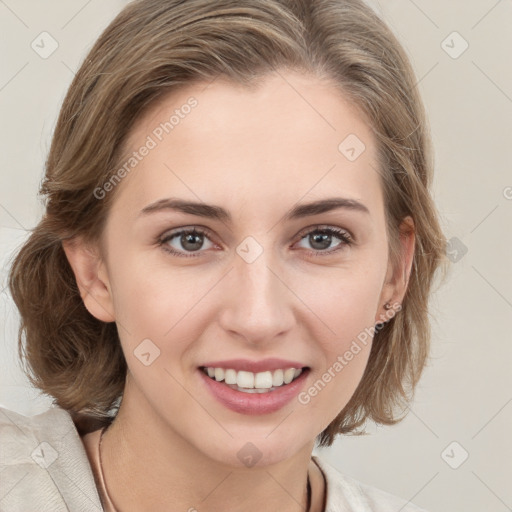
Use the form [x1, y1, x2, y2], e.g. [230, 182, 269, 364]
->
[64, 70, 415, 512]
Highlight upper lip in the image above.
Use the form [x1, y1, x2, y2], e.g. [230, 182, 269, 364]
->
[200, 358, 308, 373]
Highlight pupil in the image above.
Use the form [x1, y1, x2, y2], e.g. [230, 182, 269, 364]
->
[182, 232, 203, 251]
[310, 233, 330, 250]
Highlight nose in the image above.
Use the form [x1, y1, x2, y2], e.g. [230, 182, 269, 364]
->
[217, 251, 296, 345]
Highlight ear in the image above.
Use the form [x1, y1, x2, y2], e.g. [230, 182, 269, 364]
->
[375, 216, 415, 324]
[62, 237, 115, 323]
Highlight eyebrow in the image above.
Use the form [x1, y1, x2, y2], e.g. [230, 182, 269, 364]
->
[138, 196, 370, 222]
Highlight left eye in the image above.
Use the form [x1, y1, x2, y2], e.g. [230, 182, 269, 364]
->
[159, 226, 352, 258]
[295, 226, 352, 254]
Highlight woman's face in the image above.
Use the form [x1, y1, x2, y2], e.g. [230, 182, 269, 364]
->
[80, 71, 408, 466]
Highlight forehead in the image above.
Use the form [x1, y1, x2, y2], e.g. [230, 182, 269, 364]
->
[111, 71, 382, 220]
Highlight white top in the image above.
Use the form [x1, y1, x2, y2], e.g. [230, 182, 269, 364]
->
[0, 405, 428, 511]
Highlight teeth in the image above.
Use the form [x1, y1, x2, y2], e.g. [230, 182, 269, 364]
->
[272, 369, 284, 387]
[232, 385, 274, 394]
[283, 368, 295, 384]
[224, 369, 237, 385]
[203, 366, 304, 390]
[237, 370, 254, 388]
[254, 371, 273, 389]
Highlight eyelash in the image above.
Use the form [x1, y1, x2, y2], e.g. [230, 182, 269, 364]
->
[158, 225, 353, 259]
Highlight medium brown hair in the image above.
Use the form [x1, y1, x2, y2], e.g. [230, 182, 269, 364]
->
[8, 0, 448, 446]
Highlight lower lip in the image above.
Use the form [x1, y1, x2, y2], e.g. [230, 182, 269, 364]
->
[198, 368, 310, 415]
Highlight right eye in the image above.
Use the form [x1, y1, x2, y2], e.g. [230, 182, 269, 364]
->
[159, 227, 217, 258]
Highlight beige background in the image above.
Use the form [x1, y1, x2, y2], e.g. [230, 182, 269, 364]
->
[1, 1, 511, 511]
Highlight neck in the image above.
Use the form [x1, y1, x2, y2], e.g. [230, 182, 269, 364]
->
[99, 375, 321, 512]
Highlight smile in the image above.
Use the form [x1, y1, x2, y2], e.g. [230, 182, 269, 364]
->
[201, 366, 305, 393]
[198, 366, 310, 415]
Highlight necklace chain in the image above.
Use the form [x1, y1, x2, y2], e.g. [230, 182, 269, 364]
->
[98, 426, 118, 512]
[98, 426, 312, 512]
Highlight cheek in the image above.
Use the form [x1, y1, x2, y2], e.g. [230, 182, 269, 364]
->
[107, 249, 215, 369]
[296, 282, 375, 425]
[292, 257, 386, 343]
[108, 246, 191, 329]
[290, 260, 384, 416]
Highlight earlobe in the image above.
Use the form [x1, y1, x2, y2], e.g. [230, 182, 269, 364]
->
[62, 238, 115, 323]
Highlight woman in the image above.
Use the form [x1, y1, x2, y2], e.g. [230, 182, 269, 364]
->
[3, 0, 447, 510]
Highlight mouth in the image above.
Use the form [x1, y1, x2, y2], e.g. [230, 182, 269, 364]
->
[197, 364, 311, 415]
[199, 365, 310, 393]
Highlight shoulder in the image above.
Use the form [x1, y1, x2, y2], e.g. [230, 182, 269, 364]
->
[0, 405, 103, 511]
[312, 455, 429, 512]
